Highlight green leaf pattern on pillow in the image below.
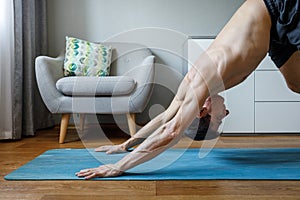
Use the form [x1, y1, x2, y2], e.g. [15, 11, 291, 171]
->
[63, 36, 112, 76]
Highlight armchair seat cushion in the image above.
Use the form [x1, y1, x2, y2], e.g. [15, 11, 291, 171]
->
[56, 76, 136, 97]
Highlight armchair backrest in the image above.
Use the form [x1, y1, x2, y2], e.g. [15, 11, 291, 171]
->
[103, 42, 152, 76]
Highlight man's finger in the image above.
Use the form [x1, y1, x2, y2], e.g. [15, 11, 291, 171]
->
[85, 173, 98, 180]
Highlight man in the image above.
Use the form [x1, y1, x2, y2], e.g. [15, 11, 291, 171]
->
[76, 0, 300, 179]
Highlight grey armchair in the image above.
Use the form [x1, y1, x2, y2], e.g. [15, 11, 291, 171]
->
[35, 42, 155, 143]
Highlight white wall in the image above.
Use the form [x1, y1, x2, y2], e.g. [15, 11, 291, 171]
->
[47, 0, 244, 55]
[47, 0, 245, 124]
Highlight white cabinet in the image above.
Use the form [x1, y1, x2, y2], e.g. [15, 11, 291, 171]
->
[255, 56, 300, 133]
[188, 38, 300, 133]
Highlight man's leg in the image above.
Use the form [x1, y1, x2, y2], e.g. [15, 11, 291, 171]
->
[279, 51, 300, 93]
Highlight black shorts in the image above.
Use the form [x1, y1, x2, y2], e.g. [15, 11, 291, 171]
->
[263, 0, 300, 67]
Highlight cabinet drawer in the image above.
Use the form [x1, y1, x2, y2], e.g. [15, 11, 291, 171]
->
[256, 55, 277, 71]
[255, 71, 300, 101]
[255, 102, 300, 133]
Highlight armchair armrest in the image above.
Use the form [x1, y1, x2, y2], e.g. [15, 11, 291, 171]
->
[35, 53, 65, 113]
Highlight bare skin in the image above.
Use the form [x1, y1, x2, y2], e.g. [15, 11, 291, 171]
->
[76, 0, 300, 179]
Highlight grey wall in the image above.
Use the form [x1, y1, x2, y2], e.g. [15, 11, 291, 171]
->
[47, 0, 245, 124]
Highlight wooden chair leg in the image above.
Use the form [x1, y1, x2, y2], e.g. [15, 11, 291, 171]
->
[79, 114, 86, 134]
[59, 114, 70, 144]
[126, 113, 136, 136]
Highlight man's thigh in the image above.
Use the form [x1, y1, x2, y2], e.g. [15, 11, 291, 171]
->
[279, 51, 300, 93]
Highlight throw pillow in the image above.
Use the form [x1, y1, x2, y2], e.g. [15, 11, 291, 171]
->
[63, 36, 112, 76]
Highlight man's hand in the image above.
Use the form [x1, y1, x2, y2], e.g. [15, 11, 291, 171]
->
[75, 164, 123, 179]
[94, 144, 127, 154]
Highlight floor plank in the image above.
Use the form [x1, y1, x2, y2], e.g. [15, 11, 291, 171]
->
[156, 181, 300, 196]
[39, 195, 300, 200]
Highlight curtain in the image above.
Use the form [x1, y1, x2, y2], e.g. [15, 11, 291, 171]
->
[0, 0, 14, 139]
[13, 0, 55, 138]
[0, 0, 54, 140]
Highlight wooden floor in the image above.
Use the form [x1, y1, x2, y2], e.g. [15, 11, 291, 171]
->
[1, 126, 300, 200]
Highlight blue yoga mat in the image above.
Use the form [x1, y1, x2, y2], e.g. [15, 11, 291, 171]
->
[5, 148, 300, 180]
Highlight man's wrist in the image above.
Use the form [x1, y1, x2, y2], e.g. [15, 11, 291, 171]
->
[120, 143, 128, 152]
[121, 139, 135, 152]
